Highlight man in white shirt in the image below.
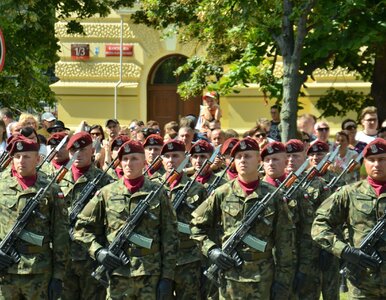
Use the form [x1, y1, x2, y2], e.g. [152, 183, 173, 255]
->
[355, 106, 378, 144]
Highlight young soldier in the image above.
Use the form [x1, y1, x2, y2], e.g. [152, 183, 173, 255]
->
[143, 134, 165, 180]
[312, 138, 386, 299]
[74, 140, 178, 299]
[60, 132, 114, 300]
[39, 132, 69, 176]
[0, 136, 68, 299]
[191, 137, 295, 299]
[220, 138, 239, 181]
[104, 134, 130, 180]
[160, 139, 207, 299]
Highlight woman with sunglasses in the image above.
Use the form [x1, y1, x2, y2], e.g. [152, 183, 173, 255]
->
[88, 124, 106, 169]
[341, 118, 367, 154]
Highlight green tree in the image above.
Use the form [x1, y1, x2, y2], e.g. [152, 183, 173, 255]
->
[0, 0, 111, 112]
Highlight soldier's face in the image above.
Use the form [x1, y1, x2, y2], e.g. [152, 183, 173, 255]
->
[365, 153, 386, 181]
[191, 153, 210, 172]
[145, 146, 162, 164]
[121, 153, 146, 179]
[54, 146, 69, 163]
[263, 152, 287, 178]
[308, 151, 326, 166]
[13, 151, 39, 177]
[234, 150, 260, 178]
[162, 152, 185, 172]
[70, 145, 93, 168]
[286, 152, 306, 173]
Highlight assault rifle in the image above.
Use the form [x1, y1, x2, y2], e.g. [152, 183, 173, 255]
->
[204, 167, 302, 287]
[0, 151, 79, 266]
[142, 155, 163, 176]
[91, 157, 190, 286]
[0, 150, 8, 165]
[207, 157, 235, 195]
[0, 152, 11, 172]
[36, 135, 68, 172]
[325, 151, 363, 191]
[68, 157, 119, 227]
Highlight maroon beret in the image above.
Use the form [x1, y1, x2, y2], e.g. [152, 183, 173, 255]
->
[363, 138, 386, 157]
[118, 140, 144, 160]
[189, 140, 214, 155]
[221, 138, 239, 155]
[47, 132, 68, 147]
[111, 135, 130, 150]
[6, 134, 22, 152]
[230, 138, 260, 158]
[143, 134, 163, 148]
[260, 141, 286, 160]
[66, 132, 93, 150]
[285, 139, 305, 154]
[9, 136, 39, 155]
[161, 139, 185, 155]
[307, 140, 329, 155]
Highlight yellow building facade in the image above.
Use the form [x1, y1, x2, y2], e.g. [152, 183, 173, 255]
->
[51, 9, 371, 134]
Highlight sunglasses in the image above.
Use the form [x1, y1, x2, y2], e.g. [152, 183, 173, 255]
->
[254, 133, 266, 138]
[317, 127, 329, 132]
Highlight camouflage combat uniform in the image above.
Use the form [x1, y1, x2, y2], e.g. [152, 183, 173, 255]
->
[311, 180, 386, 299]
[161, 173, 207, 300]
[191, 179, 296, 300]
[0, 173, 69, 299]
[73, 177, 179, 300]
[59, 165, 113, 300]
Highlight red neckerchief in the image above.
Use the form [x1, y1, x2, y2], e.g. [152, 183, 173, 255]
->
[227, 168, 238, 180]
[51, 159, 69, 170]
[115, 167, 124, 179]
[367, 176, 386, 196]
[265, 174, 287, 187]
[237, 178, 260, 195]
[12, 168, 37, 190]
[196, 171, 212, 185]
[124, 175, 145, 194]
[72, 165, 91, 182]
[167, 172, 183, 190]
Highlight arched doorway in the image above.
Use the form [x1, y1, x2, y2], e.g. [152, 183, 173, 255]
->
[147, 55, 201, 133]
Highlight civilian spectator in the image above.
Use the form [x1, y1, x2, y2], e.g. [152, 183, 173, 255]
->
[341, 118, 367, 154]
[198, 91, 222, 129]
[38, 112, 56, 139]
[312, 121, 334, 151]
[297, 113, 317, 141]
[178, 126, 194, 152]
[19, 113, 39, 131]
[47, 120, 70, 134]
[356, 106, 378, 144]
[0, 107, 16, 137]
[210, 129, 226, 147]
[20, 126, 47, 158]
[105, 118, 121, 141]
[164, 121, 179, 141]
[268, 105, 281, 141]
[0, 120, 6, 153]
[249, 124, 270, 149]
[89, 124, 106, 169]
[224, 128, 239, 139]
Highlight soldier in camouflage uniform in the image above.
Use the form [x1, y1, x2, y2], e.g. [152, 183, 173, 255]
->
[74, 140, 178, 299]
[143, 134, 165, 180]
[219, 138, 239, 181]
[312, 138, 386, 299]
[0, 136, 68, 299]
[60, 132, 114, 300]
[191, 137, 295, 300]
[104, 134, 130, 180]
[159, 139, 207, 299]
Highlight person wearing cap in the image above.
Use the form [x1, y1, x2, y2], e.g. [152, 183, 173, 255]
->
[103, 134, 130, 180]
[0, 136, 68, 299]
[59, 132, 113, 300]
[220, 137, 239, 181]
[191, 137, 295, 300]
[143, 134, 165, 180]
[158, 139, 207, 299]
[37, 112, 56, 139]
[47, 120, 70, 135]
[198, 91, 222, 130]
[312, 138, 386, 299]
[105, 119, 121, 141]
[73, 140, 178, 299]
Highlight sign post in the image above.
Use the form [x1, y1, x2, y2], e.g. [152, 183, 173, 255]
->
[0, 28, 5, 72]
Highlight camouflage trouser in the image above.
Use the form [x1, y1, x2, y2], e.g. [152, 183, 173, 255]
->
[62, 259, 106, 300]
[107, 275, 159, 300]
[347, 273, 386, 299]
[0, 272, 51, 300]
[175, 261, 202, 300]
[321, 254, 339, 300]
[219, 279, 271, 300]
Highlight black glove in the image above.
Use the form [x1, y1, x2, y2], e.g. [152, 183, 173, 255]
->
[96, 248, 122, 270]
[341, 246, 379, 271]
[0, 250, 14, 270]
[292, 272, 306, 294]
[208, 248, 235, 270]
[156, 278, 174, 300]
[48, 278, 63, 300]
[271, 281, 288, 300]
[319, 250, 334, 271]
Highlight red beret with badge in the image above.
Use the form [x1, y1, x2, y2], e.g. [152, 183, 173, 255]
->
[221, 138, 239, 155]
[47, 132, 68, 147]
[285, 139, 305, 154]
[143, 134, 163, 148]
[363, 138, 386, 157]
[111, 135, 130, 151]
[189, 139, 214, 155]
[66, 132, 93, 151]
[230, 137, 260, 158]
[118, 140, 144, 160]
[260, 141, 286, 160]
[161, 139, 185, 155]
[306, 140, 329, 155]
[9, 136, 40, 155]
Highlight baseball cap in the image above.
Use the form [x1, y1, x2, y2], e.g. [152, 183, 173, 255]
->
[41, 112, 56, 122]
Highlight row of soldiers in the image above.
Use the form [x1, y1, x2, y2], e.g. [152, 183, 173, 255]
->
[0, 129, 384, 300]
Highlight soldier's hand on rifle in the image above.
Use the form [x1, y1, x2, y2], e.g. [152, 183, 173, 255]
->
[96, 248, 122, 270]
[0, 250, 14, 270]
[341, 246, 379, 271]
[156, 278, 174, 300]
[208, 248, 236, 270]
